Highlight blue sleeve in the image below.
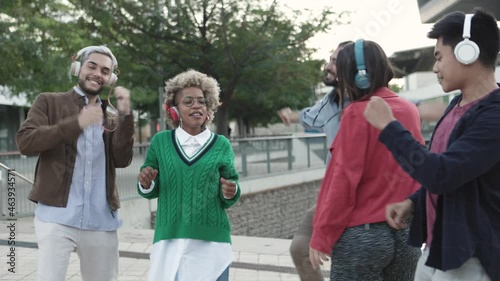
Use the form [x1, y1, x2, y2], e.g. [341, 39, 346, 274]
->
[379, 110, 500, 194]
[299, 94, 341, 131]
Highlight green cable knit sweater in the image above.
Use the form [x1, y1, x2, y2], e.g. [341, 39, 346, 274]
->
[138, 130, 240, 244]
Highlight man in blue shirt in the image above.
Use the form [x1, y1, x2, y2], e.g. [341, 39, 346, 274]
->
[278, 41, 352, 281]
[17, 46, 135, 281]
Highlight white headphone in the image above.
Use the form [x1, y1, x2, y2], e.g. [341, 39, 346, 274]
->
[70, 46, 119, 86]
[454, 14, 480, 65]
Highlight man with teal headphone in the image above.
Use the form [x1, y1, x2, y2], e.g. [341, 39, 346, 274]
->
[278, 41, 352, 281]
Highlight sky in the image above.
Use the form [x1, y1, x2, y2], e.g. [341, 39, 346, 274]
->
[281, 0, 436, 60]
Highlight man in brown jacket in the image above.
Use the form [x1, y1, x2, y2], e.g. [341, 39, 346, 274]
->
[16, 45, 134, 281]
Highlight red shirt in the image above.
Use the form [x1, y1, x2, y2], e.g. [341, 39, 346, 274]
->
[310, 87, 425, 254]
[425, 99, 481, 246]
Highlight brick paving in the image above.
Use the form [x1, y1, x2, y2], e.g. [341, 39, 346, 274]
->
[0, 219, 330, 281]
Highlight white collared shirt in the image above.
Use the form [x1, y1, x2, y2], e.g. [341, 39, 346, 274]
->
[176, 126, 212, 157]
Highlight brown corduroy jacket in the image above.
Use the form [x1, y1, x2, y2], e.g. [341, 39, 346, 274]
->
[16, 89, 134, 210]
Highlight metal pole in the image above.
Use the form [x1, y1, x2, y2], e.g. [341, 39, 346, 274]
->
[266, 140, 271, 174]
[156, 0, 166, 131]
[307, 138, 311, 168]
[287, 139, 293, 170]
[241, 141, 247, 177]
[159, 86, 166, 131]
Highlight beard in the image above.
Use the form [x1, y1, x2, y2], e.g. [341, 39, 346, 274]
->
[324, 78, 338, 87]
[78, 79, 104, 96]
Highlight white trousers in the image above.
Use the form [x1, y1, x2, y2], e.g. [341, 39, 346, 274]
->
[414, 247, 491, 281]
[34, 217, 119, 281]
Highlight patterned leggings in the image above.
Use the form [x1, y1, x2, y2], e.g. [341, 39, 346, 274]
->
[330, 222, 420, 281]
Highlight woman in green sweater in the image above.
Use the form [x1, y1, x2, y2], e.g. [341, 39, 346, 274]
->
[137, 69, 241, 281]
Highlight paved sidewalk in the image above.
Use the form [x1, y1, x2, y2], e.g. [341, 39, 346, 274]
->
[0, 219, 330, 281]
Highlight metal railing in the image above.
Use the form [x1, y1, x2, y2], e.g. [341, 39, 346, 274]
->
[0, 162, 35, 219]
[0, 134, 328, 219]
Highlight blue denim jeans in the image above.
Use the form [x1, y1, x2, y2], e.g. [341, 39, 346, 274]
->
[173, 265, 229, 281]
[216, 266, 229, 281]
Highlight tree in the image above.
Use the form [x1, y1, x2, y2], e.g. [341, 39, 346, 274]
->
[0, 1, 83, 98]
[389, 82, 403, 93]
[1, 0, 348, 137]
[67, 0, 343, 136]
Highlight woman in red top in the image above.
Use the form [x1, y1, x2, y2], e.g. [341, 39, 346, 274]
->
[309, 39, 425, 281]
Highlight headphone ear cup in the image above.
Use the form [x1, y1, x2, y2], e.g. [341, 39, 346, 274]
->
[165, 104, 180, 122]
[70, 61, 81, 77]
[107, 73, 118, 86]
[355, 73, 371, 90]
[171, 107, 179, 122]
[454, 39, 480, 65]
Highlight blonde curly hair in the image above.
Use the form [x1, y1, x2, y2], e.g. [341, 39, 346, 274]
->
[164, 69, 222, 128]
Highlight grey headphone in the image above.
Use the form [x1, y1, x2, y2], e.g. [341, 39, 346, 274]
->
[70, 46, 119, 86]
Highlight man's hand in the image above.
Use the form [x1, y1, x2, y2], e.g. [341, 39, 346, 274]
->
[363, 96, 396, 130]
[386, 199, 414, 229]
[114, 86, 131, 115]
[309, 247, 329, 270]
[277, 107, 299, 126]
[137, 167, 158, 189]
[221, 177, 237, 199]
[78, 104, 103, 129]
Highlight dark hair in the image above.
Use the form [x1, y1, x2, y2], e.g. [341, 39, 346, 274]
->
[427, 8, 499, 69]
[337, 40, 354, 49]
[336, 40, 395, 104]
[327, 40, 354, 103]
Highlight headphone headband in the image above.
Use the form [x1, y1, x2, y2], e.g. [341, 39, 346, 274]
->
[354, 39, 371, 89]
[462, 14, 473, 39]
[70, 45, 119, 86]
[75, 46, 118, 69]
[355, 39, 367, 72]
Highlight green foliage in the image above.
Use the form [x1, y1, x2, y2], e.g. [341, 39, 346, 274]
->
[389, 83, 403, 93]
[0, 1, 94, 98]
[1, 0, 347, 135]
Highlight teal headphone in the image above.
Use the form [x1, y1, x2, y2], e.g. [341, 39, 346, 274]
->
[354, 39, 371, 90]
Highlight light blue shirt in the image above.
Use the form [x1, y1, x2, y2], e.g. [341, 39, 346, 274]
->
[35, 86, 121, 231]
[300, 89, 346, 146]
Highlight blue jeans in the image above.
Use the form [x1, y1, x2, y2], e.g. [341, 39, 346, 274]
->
[174, 266, 229, 281]
[216, 266, 230, 281]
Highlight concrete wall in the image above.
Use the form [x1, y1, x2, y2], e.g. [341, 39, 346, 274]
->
[119, 197, 156, 229]
[130, 168, 325, 239]
[227, 179, 321, 239]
